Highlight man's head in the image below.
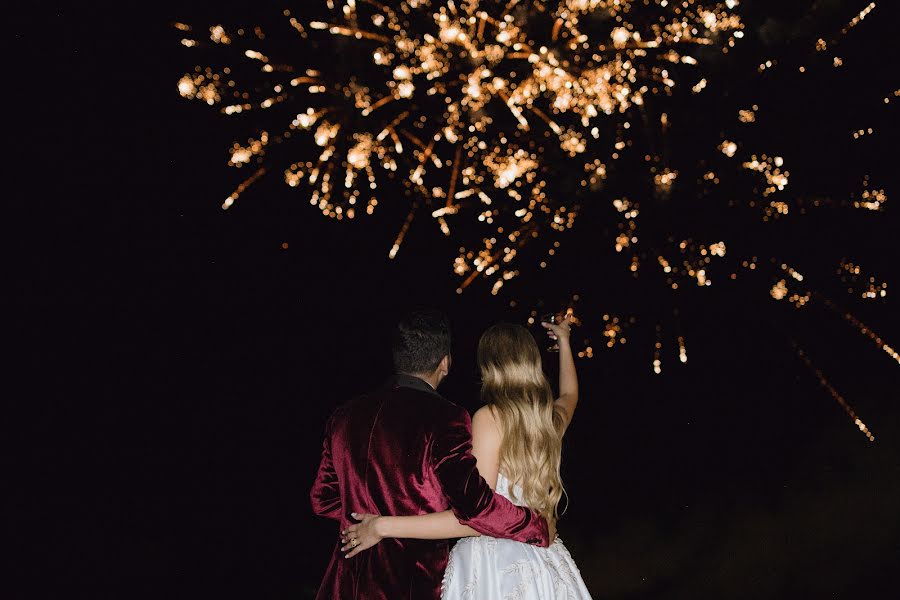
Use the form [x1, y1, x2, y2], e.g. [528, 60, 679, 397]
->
[392, 309, 452, 388]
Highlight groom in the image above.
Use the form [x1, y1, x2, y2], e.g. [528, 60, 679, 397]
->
[311, 309, 549, 599]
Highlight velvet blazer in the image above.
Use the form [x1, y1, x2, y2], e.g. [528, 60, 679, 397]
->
[311, 374, 549, 599]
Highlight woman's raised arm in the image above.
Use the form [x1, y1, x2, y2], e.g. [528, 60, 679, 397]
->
[543, 316, 579, 433]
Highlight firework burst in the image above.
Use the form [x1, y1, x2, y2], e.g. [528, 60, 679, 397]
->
[176, 0, 743, 294]
[175, 1, 894, 441]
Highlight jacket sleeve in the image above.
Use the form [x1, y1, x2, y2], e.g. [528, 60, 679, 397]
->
[430, 406, 549, 547]
[310, 411, 342, 521]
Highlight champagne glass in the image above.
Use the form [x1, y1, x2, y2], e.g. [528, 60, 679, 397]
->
[540, 313, 561, 352]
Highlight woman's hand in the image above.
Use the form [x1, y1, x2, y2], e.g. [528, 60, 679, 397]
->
[542, 314, 572, 346]
[340, 512, 383, 558]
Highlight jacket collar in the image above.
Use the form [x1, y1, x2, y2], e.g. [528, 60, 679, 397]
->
[391, 373, 442, 397]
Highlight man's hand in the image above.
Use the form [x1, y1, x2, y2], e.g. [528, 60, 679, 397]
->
[340, 512, 383, 558]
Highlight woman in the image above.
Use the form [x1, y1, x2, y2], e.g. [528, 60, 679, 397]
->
[342, 316, 591, 599]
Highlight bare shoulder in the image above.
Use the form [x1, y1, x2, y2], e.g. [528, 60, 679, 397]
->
[472, 404, 497, 424]
[471, 405, 502, 439]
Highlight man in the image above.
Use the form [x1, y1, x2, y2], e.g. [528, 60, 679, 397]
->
[311, 310, 549, 599]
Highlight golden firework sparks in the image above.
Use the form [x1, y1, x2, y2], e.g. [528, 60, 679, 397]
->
[793, 342, 876, 443]
[837, 259, 888, 300]
[176, 4, 892, 439]
[175, 0, 742, 291]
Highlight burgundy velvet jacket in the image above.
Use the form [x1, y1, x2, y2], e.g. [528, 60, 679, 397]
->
[311, 374, 549, 599]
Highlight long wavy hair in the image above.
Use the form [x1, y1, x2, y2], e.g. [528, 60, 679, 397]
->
[478, 323, 565, 523]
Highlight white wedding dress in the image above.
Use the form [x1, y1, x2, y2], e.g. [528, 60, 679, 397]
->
[441, 473, 593, 599]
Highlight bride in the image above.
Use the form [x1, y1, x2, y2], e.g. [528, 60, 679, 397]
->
[343, 316, 592, 599]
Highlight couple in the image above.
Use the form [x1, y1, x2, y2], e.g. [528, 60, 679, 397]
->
[310, 310, 591, 599]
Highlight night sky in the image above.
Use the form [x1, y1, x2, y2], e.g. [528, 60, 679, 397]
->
[16, 2, 898, 599]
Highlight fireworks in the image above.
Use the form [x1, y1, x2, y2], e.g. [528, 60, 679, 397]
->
[175, 1, 894, 441]
[852, 176, 886, 211]
[838, 260, 887, 301]
[818, 295, 899, 366]
[652, 325, 662, 374]
[793, 343, 875, 443]
[175, 0, 743, 293]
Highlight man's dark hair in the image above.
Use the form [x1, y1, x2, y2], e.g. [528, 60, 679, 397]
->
[392, 310, 452, 374]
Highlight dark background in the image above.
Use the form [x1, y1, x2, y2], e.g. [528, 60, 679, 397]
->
[14, 2, 898, 599]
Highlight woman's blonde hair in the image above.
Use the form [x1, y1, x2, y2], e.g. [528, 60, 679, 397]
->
[478, 323, 565, 523]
